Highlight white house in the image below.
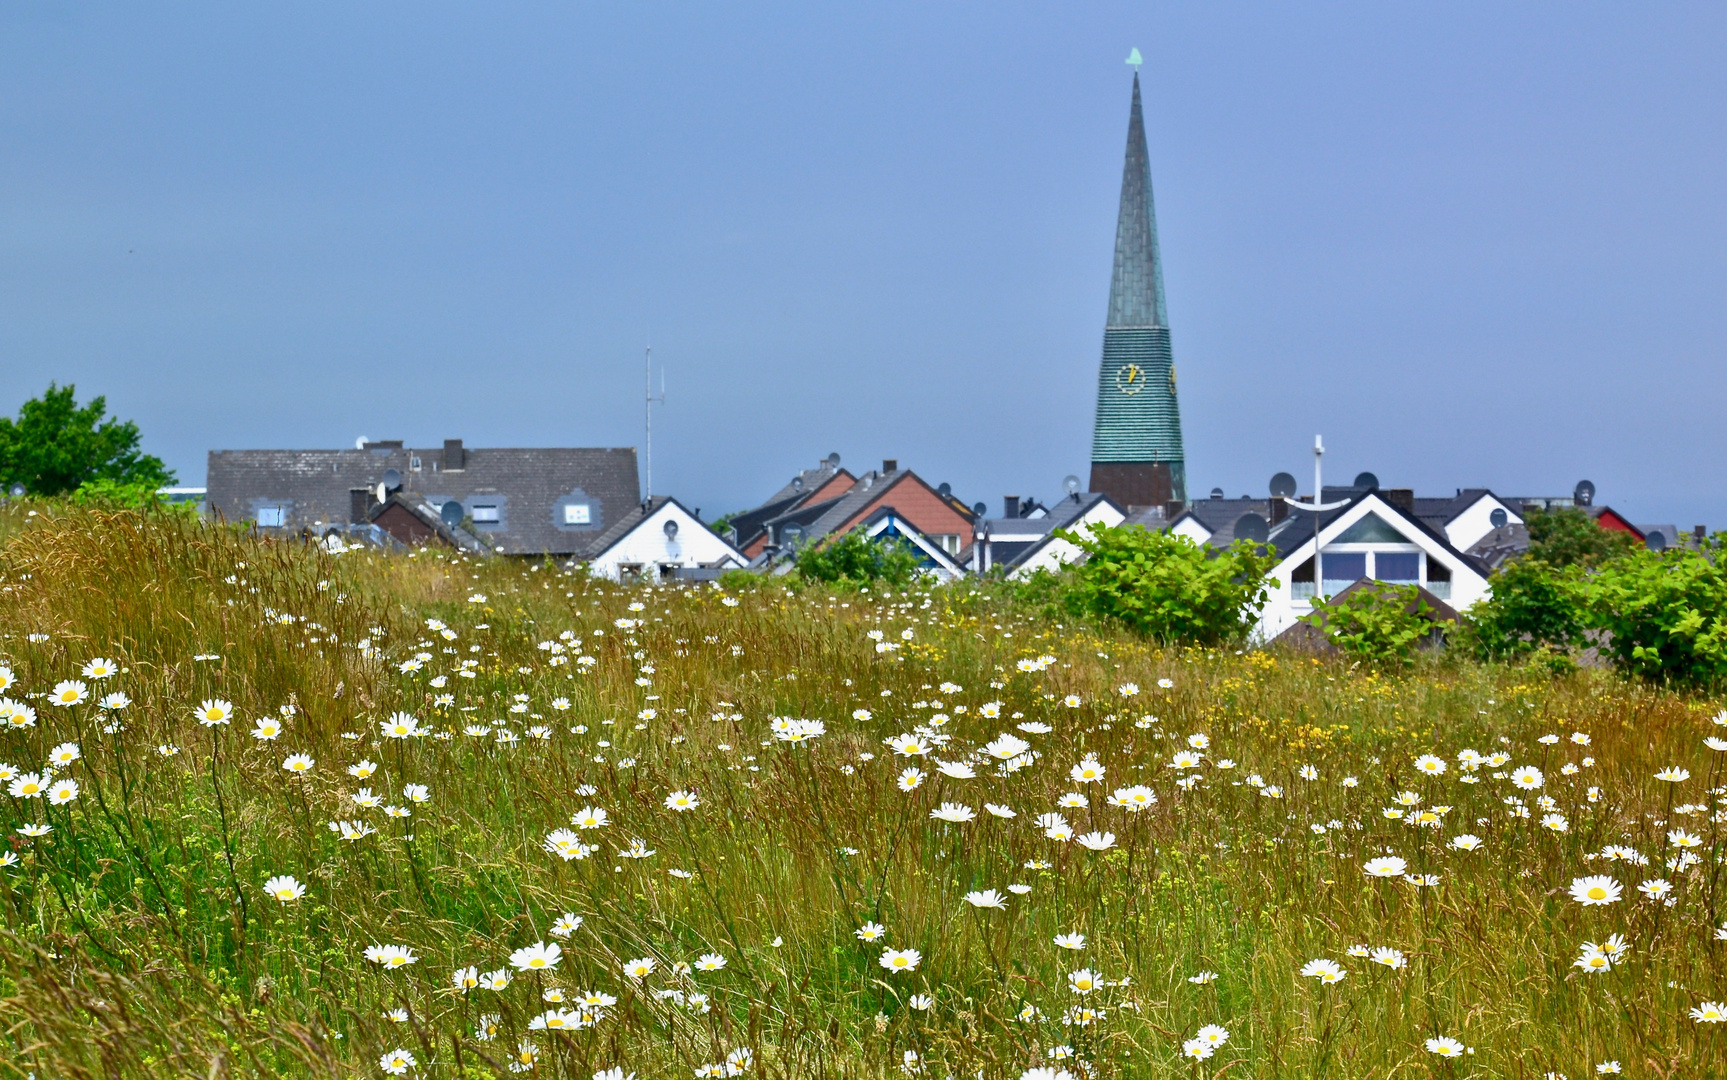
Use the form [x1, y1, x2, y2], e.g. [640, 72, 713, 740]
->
[584, 496, 747, 584]
[969, 493, 1126, 578]
[1256, 490, 1493, 641]
[1411, 489, 1525, 552]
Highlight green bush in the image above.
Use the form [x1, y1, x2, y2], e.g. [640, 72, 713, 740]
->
[1462, 556, 1587, 661]
[69, 477, 200, 520]
[1305, 582, 1437, 666]
[1583, 541, 1727, 689]
[1052, 522, 1273, 645]
[794, 530, 925, 588]
[1525, 506, 1638, 568]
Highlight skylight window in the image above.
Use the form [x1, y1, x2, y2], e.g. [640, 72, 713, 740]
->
[471, 505, 500, 523]
[563, 504, 590, 525]
[257, 507, 285, 527]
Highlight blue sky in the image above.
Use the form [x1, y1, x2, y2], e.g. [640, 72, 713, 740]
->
[3, 3, 1724, 527]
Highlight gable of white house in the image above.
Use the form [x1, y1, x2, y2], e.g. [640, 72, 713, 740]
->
[1007, 501, 1128, 579]
[1443, 493, 1523, 551]
[860, 512, 966, 582]
[1257, 495, 1491, 641]
[587, 501, 746, 584]
[1168, 514, 1212, 546]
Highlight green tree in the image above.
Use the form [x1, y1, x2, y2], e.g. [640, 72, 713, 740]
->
[1053, 522, 1274, 645]
[794, 530, 925, 588]
[1582, 541, 1727, 689]
[1305, 582, 1437, 667]
[0, 383, 175, 496]
[1462, 556, 1587, 661]
[1525, 506, 1638, 568]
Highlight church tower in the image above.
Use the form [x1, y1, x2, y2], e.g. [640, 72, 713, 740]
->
[1089, 71, 1186, 510]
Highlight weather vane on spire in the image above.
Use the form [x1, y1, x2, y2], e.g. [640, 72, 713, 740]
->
[1126, 47, 1143, 71]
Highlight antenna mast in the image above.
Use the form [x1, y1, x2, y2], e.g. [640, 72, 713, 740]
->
[644, 345, 665, 499]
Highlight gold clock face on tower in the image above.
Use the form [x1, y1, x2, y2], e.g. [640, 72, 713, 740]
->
[1115, 363, 1145, 395]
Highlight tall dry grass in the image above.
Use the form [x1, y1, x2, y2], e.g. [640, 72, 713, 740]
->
[0, 505, 1721, 1079]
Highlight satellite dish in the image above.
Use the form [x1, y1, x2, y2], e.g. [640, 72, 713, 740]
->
[663, 519, 679, 541]
[355, 436, 370, 450]
[1233, 513, 1270, 544]
[1489, 507, 1509, 529]
[375, 483, 387, 503]
[1209, 487, 1224, 500]
[938, 482, 952, 498]
[6, 482, 24, 498]
[782, 523, 805, 545]
[971, 502, 988, 517]
[1646, 530, 1667, 551]
[1574, 479, 1596, 507]
[1353, 472, 1379, 491]
[382, 468, 402, 492]
[826, 452, 841, 466]
[1269, 472, 1297, 498]
[791, 476, 804, 491]
[440, 501, 464, 528]
[1063, 474, 1082, 496]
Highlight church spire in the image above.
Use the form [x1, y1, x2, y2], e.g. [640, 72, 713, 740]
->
[1089, 67, 1187, 510]
[1107, 73, 1168, 330]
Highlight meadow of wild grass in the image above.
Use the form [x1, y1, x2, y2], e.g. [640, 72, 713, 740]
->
[0, 505, 1723, 1079]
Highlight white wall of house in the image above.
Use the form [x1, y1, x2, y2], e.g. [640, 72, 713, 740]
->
[1169, 515, 1213, 545]
[1256, 495, 1492, 641]
[587, 502, 745, 583]
[1443, 495, 1523, 551]
[1007, 501, 1128, 579]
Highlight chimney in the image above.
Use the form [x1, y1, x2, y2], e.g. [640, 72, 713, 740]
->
[443, 439, 465, 471]
[1003, 495, 1020, 519]
[1164, 500, 1184, 519]
[349, 488, 371, 524]
[1384, 488, 1414, 514]
[882, 459, 897, 474]
[1695, 525, 1707, 543]
[1269, 498, 1289, 526]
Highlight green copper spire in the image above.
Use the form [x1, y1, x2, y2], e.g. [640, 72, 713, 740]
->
[1090, 71, 1186, 507]
[1106, 73, 1168, 330]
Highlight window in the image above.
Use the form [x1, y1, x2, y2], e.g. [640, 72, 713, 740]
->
[257, 506, 285, 527]
[563, 504, 591, 525]
[618, 563, 644, 585]
[1375, 552, 1420, 582]
[1320, 552, 1366, 595]
[936, 534, 961, 556]
[1427, 559, 1452, 600]
[1335, 513, 1408, 544]
[410, 456, 422, 472]
[471, 505, 500, 523]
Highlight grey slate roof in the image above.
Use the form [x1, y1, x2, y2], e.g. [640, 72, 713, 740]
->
[980, 494, 1126, 570]
[977, 492, 1112, 542]
[1466, 524, 1529, 570]
[728, 463, 855, 549]
[801, 468, 904, 542]
[206, 444, 639, 557]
